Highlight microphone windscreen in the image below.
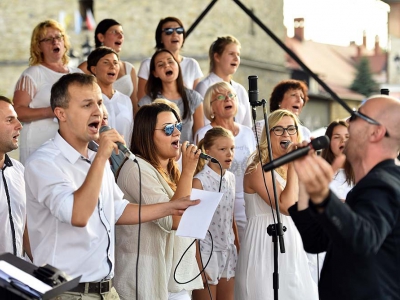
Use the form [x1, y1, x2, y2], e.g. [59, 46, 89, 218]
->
[310, 135, 330, 150]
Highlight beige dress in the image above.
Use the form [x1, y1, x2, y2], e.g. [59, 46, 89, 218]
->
[114, 157, 202, 299]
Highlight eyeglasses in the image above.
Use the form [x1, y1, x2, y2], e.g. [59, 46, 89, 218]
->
[155, 122, 183, 136]
[270, 125, 298, 136]
[348, 109, 390, 137]
[39, 34, 64, 44]
[211, 92, 237, 103]
[162, 27, 184, 35]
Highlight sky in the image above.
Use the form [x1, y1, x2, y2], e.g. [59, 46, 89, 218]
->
[284, 0, 390, 50]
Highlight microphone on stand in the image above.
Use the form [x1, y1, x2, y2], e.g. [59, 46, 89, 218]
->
[262, 136, 330, 172]
[99, 126, 137, 162]
[248, 75, 259, 106]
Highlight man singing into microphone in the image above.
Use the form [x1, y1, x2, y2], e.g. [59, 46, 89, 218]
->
[24, 73, 199, 299]
[289, 95, 400, 300]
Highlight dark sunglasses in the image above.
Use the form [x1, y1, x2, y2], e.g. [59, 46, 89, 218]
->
[155, 122, 183, 136]
[162, 27, 184, 35]
[349, 109, 390, 137]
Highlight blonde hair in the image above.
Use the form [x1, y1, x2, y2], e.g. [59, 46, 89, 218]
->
[247, 109, 302, 179]
[29, 19, 70, 66]
[203, 81, 237, 120]
[195, 126, 234, 175]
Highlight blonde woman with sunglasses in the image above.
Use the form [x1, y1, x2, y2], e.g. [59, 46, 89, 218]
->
[115, 103, 203, 300]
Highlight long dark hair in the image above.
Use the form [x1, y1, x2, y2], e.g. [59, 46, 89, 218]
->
[131, 103, 181, 191]
[321, 120, 354, 185]
[146, 49, 190, 120]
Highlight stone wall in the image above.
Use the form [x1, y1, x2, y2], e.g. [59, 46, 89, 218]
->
[0, 0, 288, 101]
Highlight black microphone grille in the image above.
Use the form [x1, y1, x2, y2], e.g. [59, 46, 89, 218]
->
[248, 75, 258, 91]
[99, 125, 112, 134]
[310, 135, 330, 151]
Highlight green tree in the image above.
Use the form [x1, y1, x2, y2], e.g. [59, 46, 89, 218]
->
[350, 57, 378, 97]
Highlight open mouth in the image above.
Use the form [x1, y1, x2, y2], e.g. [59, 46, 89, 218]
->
[88, 121, 100, 132]
[107, 72, 116, 77]
[339, 145, 345, 151]
[165, 70, 173, 76]
[115, 41, 122, 46]
[224, 104, 233, 110]
[280, 140, 291, 149]
[171, 39, 180, 44]
[53, 47, 60, 53]
[171, 140, 179, 148]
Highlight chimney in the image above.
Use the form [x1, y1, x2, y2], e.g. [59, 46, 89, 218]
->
[374, 35, 381, 55]
[362, 30, 367, 48]
[294, 18, 304, 42]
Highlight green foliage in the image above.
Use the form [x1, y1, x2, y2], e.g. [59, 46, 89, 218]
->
[350, 57, 378, 97]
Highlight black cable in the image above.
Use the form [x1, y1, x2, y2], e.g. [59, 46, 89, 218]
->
[135, 160, 141, 300]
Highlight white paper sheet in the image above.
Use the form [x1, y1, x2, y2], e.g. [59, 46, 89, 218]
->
[176, 188, 223, 239]
[0, 260, 52, 295]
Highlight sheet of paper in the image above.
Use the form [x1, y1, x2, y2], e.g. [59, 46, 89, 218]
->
[176, 188, 223, 239]
[0, 260, 52, 294]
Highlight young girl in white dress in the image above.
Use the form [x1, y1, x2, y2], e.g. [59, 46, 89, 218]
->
[234, 109, 318, 300]
[192, 127, 239, 300]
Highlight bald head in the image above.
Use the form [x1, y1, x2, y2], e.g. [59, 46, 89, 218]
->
[363, 95, 400, 152]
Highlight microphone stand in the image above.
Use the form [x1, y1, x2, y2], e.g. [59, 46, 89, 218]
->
[249, 76, 286, 300]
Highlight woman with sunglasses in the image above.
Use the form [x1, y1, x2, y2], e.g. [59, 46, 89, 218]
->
[79, 19, 139, 114]
[137, 16, 203, 101]
[139, 49, 204, 144]
[234, 109, 318, 300]
[195, 35, 252, 128]
[194, 81, 256, 244]
[114, 102, 203, 300]
[12, 19, 82, 165]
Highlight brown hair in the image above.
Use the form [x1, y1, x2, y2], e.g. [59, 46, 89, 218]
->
[87, 46, 120, 74]
[321, 120, 354, 185]
[0, 96, 13, 105]
[155, 16, 186, 50]
[131, 103, 182, 190]
[269, 80, 309, 112]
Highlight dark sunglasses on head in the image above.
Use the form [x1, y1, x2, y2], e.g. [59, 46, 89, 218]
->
[162, 27, 184, 35]
[349, 109, 390, 137]
[155, 122, 183, 136]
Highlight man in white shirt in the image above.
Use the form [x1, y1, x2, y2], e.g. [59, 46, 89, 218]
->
[0, 96, 31, 259]
[24, 74, 198, 299]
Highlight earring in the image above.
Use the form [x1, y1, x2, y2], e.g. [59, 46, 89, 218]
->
[101, 42, 104, 46]
[210, 113, 215, 119]
[278, 104, 281, 108]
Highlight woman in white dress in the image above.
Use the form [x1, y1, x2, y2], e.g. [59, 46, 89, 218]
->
[79, 19, 139, 114]
[13, 19, 82, 164]
[87, 46, 133, 148]
[137, 16, 203, 100]
[234, 109, 318, 300]
[195, 35, 252, 128]
[194, 81, 256, 244]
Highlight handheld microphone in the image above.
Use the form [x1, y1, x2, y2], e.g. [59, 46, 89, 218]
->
[99, 126, 137, 162]
[186, 143, 219, 163]
[248, 75, 259, 105]
[262, 136, 330, 172]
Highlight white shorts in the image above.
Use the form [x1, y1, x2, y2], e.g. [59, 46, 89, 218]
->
[200, 247, 237, 285]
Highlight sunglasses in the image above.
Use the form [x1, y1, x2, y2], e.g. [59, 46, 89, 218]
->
[162, 27, 184, 35]
[349, 109, 390, 137]
[155, 122, 183, 136]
